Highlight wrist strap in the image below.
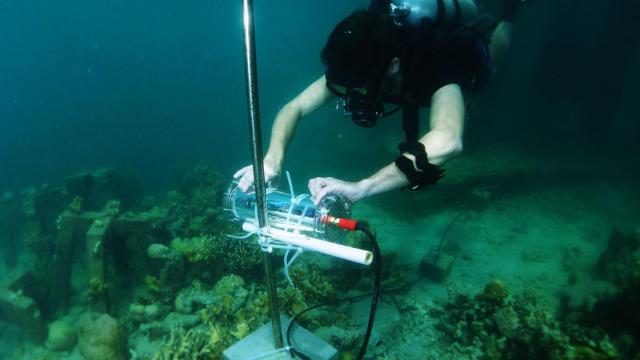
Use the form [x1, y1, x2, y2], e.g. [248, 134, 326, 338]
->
[395, 141, 445, 190]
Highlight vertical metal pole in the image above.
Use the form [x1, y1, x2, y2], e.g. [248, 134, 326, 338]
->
[241, 0, 284, 348]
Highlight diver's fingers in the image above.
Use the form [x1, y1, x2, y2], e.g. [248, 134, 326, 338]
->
[308, 177, 328, 196]
[238, 171, 255, 192]
[233, 165, 252, 179]
[264, 168, 276, 183]
[313, 183, 335, 205]
[308, 178, 318, 195]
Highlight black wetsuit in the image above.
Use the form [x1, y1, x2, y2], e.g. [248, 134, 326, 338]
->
[371, 1, 494, 106]
[399, 23, 493, 106]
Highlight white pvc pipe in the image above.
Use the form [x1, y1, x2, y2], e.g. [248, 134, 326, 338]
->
[242, 222, 373, 266]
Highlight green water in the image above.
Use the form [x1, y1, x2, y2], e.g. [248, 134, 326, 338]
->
[0, 0, 638, 359]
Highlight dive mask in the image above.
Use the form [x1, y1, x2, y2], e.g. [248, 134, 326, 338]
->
[341, 88, 386, 127]
[327, 82, 398, 128]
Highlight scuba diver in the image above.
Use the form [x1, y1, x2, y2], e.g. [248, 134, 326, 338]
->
[234, 0, 532, 204]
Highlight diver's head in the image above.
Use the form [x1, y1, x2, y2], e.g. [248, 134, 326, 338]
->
[322, 10, 401, 127]
[322, 10, 398, 89]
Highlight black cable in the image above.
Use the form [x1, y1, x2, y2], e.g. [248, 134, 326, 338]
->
[287, 223, 383, 359]
[435, 211, 467, 263]
[353, 223, 381, 360]
[286, 273, 426, 358]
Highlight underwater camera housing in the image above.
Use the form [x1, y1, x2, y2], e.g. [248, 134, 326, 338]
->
[224, 182, 351, 242]
[224, 174, 372, 265]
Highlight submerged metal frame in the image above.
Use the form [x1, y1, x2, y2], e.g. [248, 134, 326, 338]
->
[241, 0, 284, 349]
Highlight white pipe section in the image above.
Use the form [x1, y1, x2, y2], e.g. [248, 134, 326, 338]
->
[242, 222, 373, 266]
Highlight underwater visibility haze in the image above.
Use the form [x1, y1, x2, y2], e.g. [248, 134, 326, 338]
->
[0, 0, 639, 359]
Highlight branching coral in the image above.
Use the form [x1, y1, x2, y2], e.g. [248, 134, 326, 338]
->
[154, 275, 296, 359]
[289, 262, 337, 303]
[169, 234, 262, 278]
[152, 327, 215, 360]
[163, 163, 229, 238]
[560, 227, 640, 358]
[431, 280, 619, 359]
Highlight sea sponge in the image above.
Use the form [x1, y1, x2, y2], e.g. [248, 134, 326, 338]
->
[144, 304, 161, 321]
[169, 236, 211, 262]
[174, 280, 218, 314]
[129, 303, 145, 319]
[289, 263, 337, 302]
[147, 243, 171, 259]
[78, 314, 126, 360]
[45, 320, 77, 352]
[494, 306, 520, 338]
[482, 279, 509, 303]
[212, 274, 245, 297]
[143, 275, 164, 294]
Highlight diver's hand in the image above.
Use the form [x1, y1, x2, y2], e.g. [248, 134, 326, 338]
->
[308, 177, 369, 205]
[233, 158, 281, 192]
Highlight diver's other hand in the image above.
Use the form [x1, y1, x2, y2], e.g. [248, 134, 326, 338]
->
[308, 177, 369, 205]
[233, 158, 281, 192]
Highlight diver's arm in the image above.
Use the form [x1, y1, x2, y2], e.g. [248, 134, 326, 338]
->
[489, 21, 513, 65]
[420, 83, 465, 164]
[491, 0, 534, 65]
[309, 84, 464, 203]
[235, 75, 334, 191]
[356, 84, 465, 198]
[265, 75, 335, 168]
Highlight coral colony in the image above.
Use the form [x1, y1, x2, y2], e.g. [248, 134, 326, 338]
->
[0, 165, 638, 359]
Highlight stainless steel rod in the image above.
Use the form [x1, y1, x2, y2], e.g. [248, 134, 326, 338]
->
[241, 0, 284, 348]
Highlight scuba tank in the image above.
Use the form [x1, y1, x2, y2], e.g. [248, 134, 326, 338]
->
[370, 0, 479, 27]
